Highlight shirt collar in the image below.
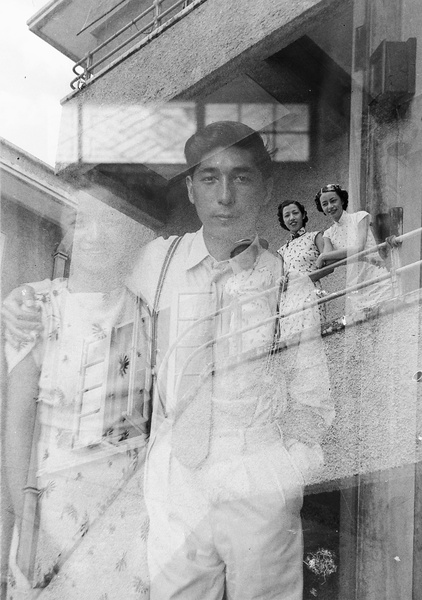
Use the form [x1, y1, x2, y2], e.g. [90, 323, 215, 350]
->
[185, 228, 263, 274]
[185, 227, 211, 270]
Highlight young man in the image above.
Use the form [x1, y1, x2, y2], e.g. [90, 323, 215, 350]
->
[127, 121, 333, 600]
[3, 122, 333, 599]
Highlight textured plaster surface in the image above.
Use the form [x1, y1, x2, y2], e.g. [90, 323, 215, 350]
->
[60, 0, 342, 106]
[318, 296, 422, 487]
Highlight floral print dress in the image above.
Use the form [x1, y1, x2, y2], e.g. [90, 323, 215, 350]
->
[5, 279, 150, 600]
[277, 229, 325, 337]
[225, 266, 275, 353]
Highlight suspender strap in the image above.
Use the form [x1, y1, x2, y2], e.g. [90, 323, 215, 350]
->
[147, 236, 182, 419]
[149, 236, 182, 373]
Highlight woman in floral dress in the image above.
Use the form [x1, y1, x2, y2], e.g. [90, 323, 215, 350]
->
[277, 200, 328, 338]
[4, 195, 151, 600]
[225, 239, 275, 353]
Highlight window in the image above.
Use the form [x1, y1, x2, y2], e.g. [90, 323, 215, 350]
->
[204, 102, 310, 162]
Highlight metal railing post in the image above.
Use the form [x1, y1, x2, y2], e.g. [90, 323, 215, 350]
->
[86, 53, 93, 78]
[69, 0, 202, 88]
[153, 0, 161, 28]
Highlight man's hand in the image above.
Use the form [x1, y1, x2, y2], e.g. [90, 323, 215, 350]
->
[1, 286, 42, 348]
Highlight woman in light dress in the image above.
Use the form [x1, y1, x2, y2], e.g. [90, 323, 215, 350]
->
[277, 200, 328, 339]
[314, 183, 392, 313]
[4, 194, 151, 600]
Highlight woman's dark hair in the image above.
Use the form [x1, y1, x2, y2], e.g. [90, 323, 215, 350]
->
[184, 121, 273, 179]
[277, 200, 308, 231]
[314, 184, 349, 212]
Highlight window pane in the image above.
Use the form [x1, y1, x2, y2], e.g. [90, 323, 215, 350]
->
[205, 103, 309, 162]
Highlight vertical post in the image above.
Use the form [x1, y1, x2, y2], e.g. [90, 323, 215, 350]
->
[52, 228, 73, 280]
[52, 250, 69, 279]
[389, 207, 403, 297]
[86, 52, 93, 79]
[153, 0, 161, 28]
[78, 52, 93, 89]
[15, 418, 41, 587]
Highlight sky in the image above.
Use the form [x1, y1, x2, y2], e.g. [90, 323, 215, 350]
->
[0, 1, 73, 166]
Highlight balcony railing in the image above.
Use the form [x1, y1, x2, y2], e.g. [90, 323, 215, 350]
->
[153, 226, 422, 406]
[71, 0, 201, 90]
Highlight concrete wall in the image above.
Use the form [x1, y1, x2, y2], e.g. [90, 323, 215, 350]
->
[1, 199, 63, 297]
[56, 0, 346, 176]
[320, 294, 421, 484]
[60, 0, 344, 106]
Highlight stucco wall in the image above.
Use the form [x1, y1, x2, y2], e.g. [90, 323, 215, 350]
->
[61, 0, 344, 106]
[318, 293, 422, 486]
[57, 0, 347, 176]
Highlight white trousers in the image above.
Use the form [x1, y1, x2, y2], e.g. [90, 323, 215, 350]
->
[145, 421, 305, 600]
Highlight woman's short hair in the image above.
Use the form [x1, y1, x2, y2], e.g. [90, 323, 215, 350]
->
[277, 200, 308, 231]
[314, 183, 349, 212]
[184, 121, 273, 179]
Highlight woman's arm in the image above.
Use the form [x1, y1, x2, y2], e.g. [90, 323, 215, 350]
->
[315, 215, 369, 268]
[315, 236, 336, 269]
[314, 231, 325, 255]
[310, 232, 334, 280]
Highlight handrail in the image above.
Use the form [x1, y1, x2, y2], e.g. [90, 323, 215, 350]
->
[159, 226, 422, 379]
[70, 0, 195, 89]
[313, 227, 422, 279]
[72, 4, 157, 77]
[153, 226, 422, 406]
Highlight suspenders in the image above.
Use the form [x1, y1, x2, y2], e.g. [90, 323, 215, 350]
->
[147, 236, 182, 419]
